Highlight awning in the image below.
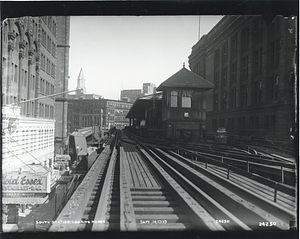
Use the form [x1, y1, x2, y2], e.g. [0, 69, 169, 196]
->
[2, 195, 49, 204]
[126, 93, 162, 119]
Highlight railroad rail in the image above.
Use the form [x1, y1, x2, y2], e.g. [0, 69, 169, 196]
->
[48, 129, 297, 232]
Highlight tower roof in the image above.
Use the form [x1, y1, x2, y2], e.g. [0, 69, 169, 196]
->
[156, 66, 214, 91]
[78, 68, 84, 78]
[76, 68, 87, 94]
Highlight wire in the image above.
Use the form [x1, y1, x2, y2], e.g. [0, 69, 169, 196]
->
[10, 136, 52, 172]
[7, 149, 37, 173]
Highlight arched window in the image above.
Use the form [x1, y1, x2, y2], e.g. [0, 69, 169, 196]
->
[170, 91, 178, 108]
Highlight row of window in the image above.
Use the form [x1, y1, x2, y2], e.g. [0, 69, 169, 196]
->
[213, 18, 281, 91]
[40, 53, 55, 77]
[115, 116, 127, 122]
[5, 129, 54, 156]
[39, 103, 54, 118]
[9, 64, 36, 91]
[214, 40, 279, 90]
[41, 16, 57, 37]
[212, 115, 277, 134]
[41, 29, 56, 57]
[19, 99, 35, 116]
[213, 74, 282, 110]
[170, 91, 192, 108]
[107, 102, 132, 108]
[106, 109, 129, 115]
[39, 78, 55, 96]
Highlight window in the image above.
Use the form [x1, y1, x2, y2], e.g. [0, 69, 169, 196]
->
[221, 91, 227, 110]
[222, 67, 227, 87]
[14, 64, 18, 82]
[181, 90, 191, 108]
[253, 81, 262, 104]
[215, 71, 220, 89]
[268, 76, 279, 102]
[3, 22, 8, 42]
[241, 84, 248, 106]
[270, 39, 280, 67]
[241, 56, 249, 80]
[241, 27, 249, 51]
[253, 19, 263, 45]
[41, 30, 46, 46]
[214, 49, 220, 68]
[24, 70, 27, 86]
[32, 102, 35, 116]
[170, 91, 178, 108]
[214, 94, 219, 111]
[222, 43, 228, 64]
[231, 36, 238, 58]
[231, 62, 237, 84]
[254, 48, 263, 75]
[230, 88, 236, 108]
[32, 75, 35, 89]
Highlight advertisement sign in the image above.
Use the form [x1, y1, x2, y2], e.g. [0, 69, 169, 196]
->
[55, 154, 70, 164]
[2, 170, 51, 194]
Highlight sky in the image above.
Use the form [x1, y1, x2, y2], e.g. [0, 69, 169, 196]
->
[68, 16, 223, 100]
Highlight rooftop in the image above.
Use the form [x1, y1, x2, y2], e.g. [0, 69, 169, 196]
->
[157, 66, 214, 91]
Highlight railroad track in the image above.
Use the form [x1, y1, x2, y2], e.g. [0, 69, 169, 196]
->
[49, 130, 296, 232]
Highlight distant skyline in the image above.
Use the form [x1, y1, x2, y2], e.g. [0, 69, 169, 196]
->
[68, 16, 223, 100]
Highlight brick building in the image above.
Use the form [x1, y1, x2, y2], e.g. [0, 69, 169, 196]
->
[54, 16, 70, 155]
[188, 15, 296, 140]
[67, 98, 132, 133]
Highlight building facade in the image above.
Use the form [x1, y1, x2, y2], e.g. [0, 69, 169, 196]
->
[120, 89, 143, 102]
[188, 15, 296, 140]
[106, 99, 132, 129]
[67, 98, 132, 133]
[54, 16, 70, 155]
[2, 16, 69, 216]
[143, 83, 156, 96]
[2, 16, 66, 171]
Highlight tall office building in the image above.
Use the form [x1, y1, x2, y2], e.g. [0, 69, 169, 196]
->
[189, 15, 296, 140]
[2, 16, 70, 207]
[120, 89, 143, 102]
[143, 83, 156, 96]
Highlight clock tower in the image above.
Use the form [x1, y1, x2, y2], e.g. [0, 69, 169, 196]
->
[76, 68, 87, 96]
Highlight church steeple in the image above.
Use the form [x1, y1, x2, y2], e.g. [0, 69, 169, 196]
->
[76, 68, 87, 95]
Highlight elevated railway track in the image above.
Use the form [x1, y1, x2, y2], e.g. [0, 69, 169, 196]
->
[49, 129, 297, 232]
